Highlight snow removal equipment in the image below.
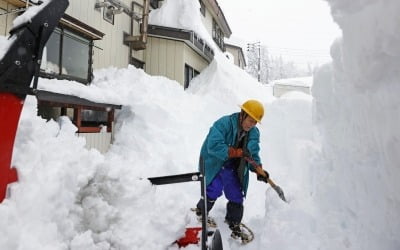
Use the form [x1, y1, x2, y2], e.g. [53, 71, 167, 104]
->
[0, 0, 69, 203]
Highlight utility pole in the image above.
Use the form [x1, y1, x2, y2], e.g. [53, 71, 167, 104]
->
[247, 41, 261, 82]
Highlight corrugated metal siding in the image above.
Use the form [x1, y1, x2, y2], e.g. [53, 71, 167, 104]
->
[183, 43, 208, 72]
[145, 36, 185, 85]
[77, 132, 112, 154]
[65, 0, 133, 69]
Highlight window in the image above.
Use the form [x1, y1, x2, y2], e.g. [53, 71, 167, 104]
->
[40, 27, 93, 84]
[81, 110, 108, 129]
[184, 64, 199, 89]
[130, 57, 145, 69]
[103, 6, 115, 24]
[212, 19, 225, 51]
[150, 0, 159, 9]
[199, 0, 205, 16]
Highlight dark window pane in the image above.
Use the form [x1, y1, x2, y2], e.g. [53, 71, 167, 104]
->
[61, 30, 90, 79]
[150, 0, 159, 9]
[184, 64, 190, 89]
[184, 64, 196, 89]
[199, 0, 205, 16]
[131, 57, 145, 69]
[41, 28, 61, 74]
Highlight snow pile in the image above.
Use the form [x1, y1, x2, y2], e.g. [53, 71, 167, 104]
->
[312, 0, 400, 249]
[148, 0, 218, 51]
[1, 0, 399, 249]
[271, 77, 313, 87]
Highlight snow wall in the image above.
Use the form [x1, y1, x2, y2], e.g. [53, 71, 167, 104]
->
[312, 0, 400, 249]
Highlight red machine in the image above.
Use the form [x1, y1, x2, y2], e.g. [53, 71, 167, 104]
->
[0, 0, 69, 202]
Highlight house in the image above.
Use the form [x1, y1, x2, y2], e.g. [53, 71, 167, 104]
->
[142, 0, 232, 88]
[225, 43, 246, 69]
[1, 0, 232, 85]
[271, 77, 313, 98]
[0, 0, 232, 151]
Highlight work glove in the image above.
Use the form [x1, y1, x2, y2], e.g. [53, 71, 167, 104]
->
[228, 147, 243, 158]
[228, 147, 250, 158]
[256, 169, 270, 182]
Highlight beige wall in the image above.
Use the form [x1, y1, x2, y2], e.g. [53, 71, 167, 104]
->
[145, 36, 184, 84]
[65, 0, 133, 69]
[78, 132, 112, 154]
[145, 36, 208, 86]
[0, 0, 142, 69]
[225, 46, 246, 69]
[1, 0, 211, 86]
[183, 43, 208, 73]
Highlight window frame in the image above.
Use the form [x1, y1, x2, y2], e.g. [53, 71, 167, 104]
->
[130, 57, 145, 69]
[103, 5, 115, 25]
[212, 19, 225, 51]
[40, 25, 94, 84]
[184, 64, 199, 89]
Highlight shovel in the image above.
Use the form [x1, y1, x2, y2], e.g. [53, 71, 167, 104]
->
[244, 157, 287, 202]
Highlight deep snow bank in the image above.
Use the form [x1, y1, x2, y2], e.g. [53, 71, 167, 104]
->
[312, 1, 400, 249]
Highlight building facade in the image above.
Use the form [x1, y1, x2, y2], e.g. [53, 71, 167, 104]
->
[0, 0, 234, 151]
[1, 0, 233, 88]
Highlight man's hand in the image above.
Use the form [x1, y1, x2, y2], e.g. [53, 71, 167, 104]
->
[255, 166, 269, 182]
[228, 147, 251, 158]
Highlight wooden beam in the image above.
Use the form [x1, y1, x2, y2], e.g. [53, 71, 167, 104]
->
[78, 126, 101, 133]
[3, 0, 26, 8]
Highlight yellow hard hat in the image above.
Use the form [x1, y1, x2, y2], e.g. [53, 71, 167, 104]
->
[240, 99, 264, 123]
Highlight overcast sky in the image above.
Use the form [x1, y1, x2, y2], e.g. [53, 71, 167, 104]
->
[217, 0, 342, 66]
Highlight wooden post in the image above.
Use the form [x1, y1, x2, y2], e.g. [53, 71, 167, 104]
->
[107, 109, 114, 133]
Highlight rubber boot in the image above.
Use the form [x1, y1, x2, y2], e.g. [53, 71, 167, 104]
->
[225, 201, 243, 225]
[196, 197, 216, 215]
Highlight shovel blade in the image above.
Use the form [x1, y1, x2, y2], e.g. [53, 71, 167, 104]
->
[273, 185, 287, 202]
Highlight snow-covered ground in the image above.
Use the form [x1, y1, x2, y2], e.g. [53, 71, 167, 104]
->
[0, 0, 399, 250]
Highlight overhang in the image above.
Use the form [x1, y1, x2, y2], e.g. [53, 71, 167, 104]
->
[147, 25, 214, 62]
[36, 90, 122, 111]
[204, 0, 232, 38]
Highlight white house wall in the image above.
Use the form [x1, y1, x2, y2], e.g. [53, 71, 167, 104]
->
[200, 7, 213, 36]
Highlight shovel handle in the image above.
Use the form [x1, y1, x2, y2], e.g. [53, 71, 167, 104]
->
[244, 157, 287, 202]
[267, 178, 277, 188]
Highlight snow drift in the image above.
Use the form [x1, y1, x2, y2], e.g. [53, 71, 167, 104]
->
[311, 0, 400, 249]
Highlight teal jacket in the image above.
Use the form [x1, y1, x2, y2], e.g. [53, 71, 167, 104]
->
[199, 112, 262, 196]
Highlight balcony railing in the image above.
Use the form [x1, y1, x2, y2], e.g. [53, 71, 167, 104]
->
[148, 25, 214, 62]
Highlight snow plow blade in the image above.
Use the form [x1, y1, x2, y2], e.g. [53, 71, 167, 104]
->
[0, 0, 69, 203]
[148, 172, 201, 185]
